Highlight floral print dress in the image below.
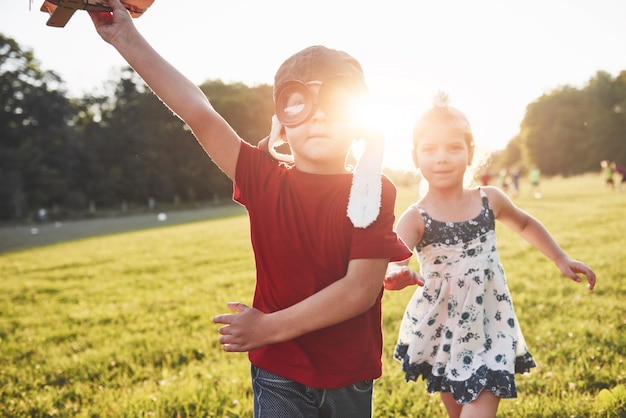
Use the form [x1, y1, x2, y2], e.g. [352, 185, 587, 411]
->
[394, 189, 536, 404]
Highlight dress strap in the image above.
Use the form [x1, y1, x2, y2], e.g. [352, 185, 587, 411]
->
[476, 187, 496, 229]
[478, 187, 491, 210]
[410, 202, 427, 216]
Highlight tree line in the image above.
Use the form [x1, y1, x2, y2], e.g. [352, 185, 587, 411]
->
[494, 70, 626, 176]
[1, 34, 273, 222]
[1, 34, 625, 222]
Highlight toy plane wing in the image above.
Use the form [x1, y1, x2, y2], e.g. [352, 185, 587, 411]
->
[41, 0, 81, 27]
[40, 0, 154, 28]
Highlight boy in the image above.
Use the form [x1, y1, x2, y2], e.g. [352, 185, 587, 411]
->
[89, 1, 411, 416]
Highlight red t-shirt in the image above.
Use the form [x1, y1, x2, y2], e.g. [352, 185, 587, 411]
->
[234, 141, 411, 389]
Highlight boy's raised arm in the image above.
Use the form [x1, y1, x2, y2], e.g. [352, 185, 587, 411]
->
[89, 0, 241, 179]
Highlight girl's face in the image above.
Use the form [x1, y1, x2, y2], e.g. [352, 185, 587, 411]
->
[413, 126, 471, 189]
[283, 83, 356, 174]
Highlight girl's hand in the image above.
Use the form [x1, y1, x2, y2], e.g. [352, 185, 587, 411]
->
[384, 266, 424, 290]
[557, 258, 597, 290]
[213, 302, 276, 352]
[88, 0, 134, 45]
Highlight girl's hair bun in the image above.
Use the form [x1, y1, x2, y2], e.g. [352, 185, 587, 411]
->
[433, 91, 451, 108]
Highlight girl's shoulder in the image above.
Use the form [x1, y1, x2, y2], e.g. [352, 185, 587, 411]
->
[479, 185, 514, 218]
[403, 200, 426, 220]
[479, 185, 504, 200]
[410, 197, 426, 212]
[396, 201, 426, 246]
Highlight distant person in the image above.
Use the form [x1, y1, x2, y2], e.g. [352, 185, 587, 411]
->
[509, 167, 521, 198]
[87, 2, 411, 416]
[384, 92, 596, 418]
[529, 165, 541, 198]
[498, 168, 509, 193]
[479, 169, 492, 186]
[610, 161, 626, 192]
[602, 160, 615, 190]
[37, 208, 47, 223]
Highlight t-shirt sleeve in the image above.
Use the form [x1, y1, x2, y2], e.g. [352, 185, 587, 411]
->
[233, 141, 273, 207]
[349, 176, 412, 262]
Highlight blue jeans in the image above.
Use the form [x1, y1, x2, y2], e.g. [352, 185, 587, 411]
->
[251, 364, 373, 417]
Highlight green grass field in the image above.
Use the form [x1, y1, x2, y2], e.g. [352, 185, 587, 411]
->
[1, 174, 624, 417]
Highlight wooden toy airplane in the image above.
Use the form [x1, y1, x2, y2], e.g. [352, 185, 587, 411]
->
[40, 0, 154, 27]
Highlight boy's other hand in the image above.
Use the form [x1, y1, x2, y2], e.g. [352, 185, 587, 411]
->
[214, 302, 276, 352]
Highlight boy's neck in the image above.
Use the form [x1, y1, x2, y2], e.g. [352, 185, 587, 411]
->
[292, 157, 352, 175]
[294, 164, 352, 175]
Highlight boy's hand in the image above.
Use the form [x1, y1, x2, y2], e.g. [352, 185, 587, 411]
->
[88, 0, 134, 44]
[557, 258, 597, 290]
[384, 266, 424, 290]
[214, 302, 276, 352]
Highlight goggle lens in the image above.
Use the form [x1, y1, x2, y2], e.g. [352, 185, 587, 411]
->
[275, 76, 364, 127]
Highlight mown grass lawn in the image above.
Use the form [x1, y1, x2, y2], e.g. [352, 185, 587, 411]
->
[0, 174, 624, 417]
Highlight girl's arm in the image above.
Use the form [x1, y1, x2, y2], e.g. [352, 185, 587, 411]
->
[384, 207, 424, 290]
[214, 257, 389, 352]
[89, 0, 241, 180]
[484, 186, 596, 290]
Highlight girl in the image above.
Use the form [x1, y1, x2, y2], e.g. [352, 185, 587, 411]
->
[385, 92, 596, 418]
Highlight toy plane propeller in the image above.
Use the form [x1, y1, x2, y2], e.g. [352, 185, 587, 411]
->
[39, 0, 154, 27]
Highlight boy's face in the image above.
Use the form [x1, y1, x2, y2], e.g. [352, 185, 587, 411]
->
[283, 82, 356, 174]
[275, 77, 366, 174]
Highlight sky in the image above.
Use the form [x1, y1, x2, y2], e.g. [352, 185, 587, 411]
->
[2, 0, 626, 170]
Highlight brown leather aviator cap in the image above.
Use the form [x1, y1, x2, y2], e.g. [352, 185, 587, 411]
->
[273, 45, 367, 99]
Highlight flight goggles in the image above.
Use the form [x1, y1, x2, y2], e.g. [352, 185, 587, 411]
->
[274, 75, 366, 127]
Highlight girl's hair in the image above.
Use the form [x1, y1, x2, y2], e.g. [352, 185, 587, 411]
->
[412, 92, 475, 158]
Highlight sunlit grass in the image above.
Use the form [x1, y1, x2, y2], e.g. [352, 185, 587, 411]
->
[0, 174, 624, 417]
